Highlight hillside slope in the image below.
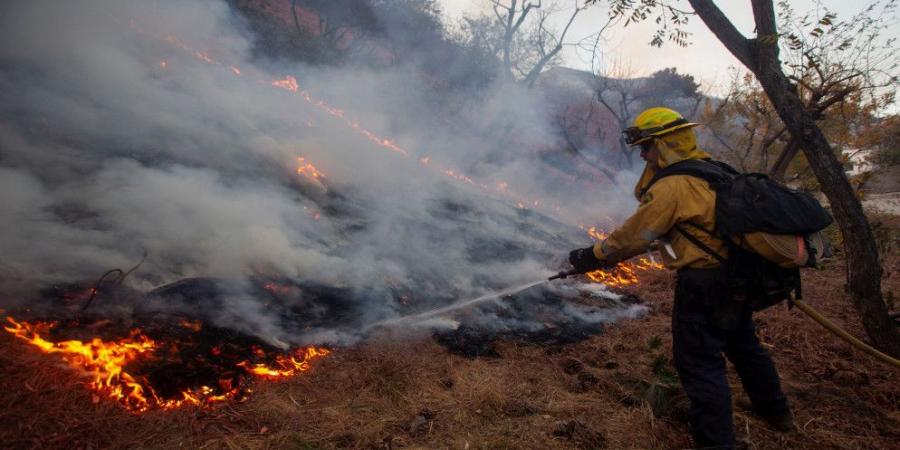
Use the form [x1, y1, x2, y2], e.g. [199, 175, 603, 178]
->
[2, 239, 898, 449]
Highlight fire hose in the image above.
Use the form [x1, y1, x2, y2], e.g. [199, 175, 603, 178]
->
[548, 269, 900, 369]
[790, 298, 900, 369]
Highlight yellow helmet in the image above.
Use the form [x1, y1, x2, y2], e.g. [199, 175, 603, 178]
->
[622, 107, 700, 146]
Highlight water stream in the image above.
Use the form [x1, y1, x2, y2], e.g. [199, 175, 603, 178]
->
[365, 279, 548, 330]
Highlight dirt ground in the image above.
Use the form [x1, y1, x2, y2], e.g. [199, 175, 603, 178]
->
[2, 224, 898, 449]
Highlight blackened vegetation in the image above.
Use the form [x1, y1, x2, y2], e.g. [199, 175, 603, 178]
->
[433, 283, 643, 358]
[7, 191, 622, 401]
[433, 325, 503, 358]
[12, 268, 644, 403]
[138, 277, 368, 336]
[125, 318, 265, 402]
[9, 278, 356, 405]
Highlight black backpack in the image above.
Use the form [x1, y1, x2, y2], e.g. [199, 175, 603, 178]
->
[642, 159, 833, 311]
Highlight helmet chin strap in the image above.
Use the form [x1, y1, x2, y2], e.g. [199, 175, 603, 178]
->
[641, 141, 661, 169]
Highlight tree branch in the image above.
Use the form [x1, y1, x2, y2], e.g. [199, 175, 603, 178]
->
[512, 2, 538, 34]
[759, 124, 787, 150]
[687, 0, 755, 69]
[523, 4, 582, 86]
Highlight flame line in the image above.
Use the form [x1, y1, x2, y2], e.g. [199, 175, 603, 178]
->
[116, 15, 664, 285]
[3, 316, 329, 412]
[122, 16, 560, 214]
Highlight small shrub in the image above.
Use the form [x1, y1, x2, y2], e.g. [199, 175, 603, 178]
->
[651, 355, 678, 385]
[648, 335, 663, 350]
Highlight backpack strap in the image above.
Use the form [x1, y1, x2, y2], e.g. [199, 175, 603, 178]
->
[638, 159, 736, 198]
[641, 159, 737, 265]
[673, 223, 728, 264]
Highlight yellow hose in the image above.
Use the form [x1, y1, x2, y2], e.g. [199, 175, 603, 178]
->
[792, 299, 900, 369]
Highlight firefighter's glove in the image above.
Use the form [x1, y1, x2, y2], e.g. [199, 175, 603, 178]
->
[568, 246, 608, 274]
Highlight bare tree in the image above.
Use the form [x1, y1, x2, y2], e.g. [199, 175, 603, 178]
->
[459, 1, 589, 86]
[594, 62, 704, 168]
[520, 2, 584, 86]
[554, 98, 619, 181]
[594, 61, 646, 167]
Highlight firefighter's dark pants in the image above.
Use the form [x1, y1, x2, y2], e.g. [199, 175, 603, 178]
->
[674, 268, 790, 449]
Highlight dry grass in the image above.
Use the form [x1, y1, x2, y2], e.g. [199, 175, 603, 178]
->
[1, 236, 899, 449]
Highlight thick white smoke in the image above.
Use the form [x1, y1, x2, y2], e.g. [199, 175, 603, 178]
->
[0, 0, 640, 345]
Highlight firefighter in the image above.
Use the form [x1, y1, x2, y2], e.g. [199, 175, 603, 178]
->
[568, 107, 794, 449]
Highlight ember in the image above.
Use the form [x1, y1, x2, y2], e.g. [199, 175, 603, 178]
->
[296, 156, 326, 188]
[272, 75, 299, 92]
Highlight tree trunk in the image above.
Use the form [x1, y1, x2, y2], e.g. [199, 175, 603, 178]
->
[768, 137, 800, 181]
[754, 62, 900, 357]
[689, 0, 900, 357]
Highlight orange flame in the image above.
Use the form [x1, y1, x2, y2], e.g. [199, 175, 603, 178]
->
[579, 225, 609, 242]
[195, 51, 215, 64]
[237, 347, 330, 379]
[4, 317, 156, 411]
[316, 100, 345, 118]
[584, 257, 664, 287]
[179, 319, 203, 332]
[442, 169, 476, 185]
[576, 227, 664, 287]
[272, 75, 299, 92]
[296, 157, 325, 181]
[3, 316, 330, 412]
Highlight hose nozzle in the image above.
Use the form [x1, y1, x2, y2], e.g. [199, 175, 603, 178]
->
[548, 269, 580, 281]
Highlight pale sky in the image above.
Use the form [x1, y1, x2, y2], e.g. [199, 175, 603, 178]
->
[438, 1, 899, 96]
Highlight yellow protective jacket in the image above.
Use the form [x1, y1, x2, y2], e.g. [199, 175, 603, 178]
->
[593, 128, 727, 270]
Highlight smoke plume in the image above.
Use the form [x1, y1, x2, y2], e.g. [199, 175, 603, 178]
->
[0, 0, 641, 345]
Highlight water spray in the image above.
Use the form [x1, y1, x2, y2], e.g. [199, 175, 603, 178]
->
[366, 268, 588, 331]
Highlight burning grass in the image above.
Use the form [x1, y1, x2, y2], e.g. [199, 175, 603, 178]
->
[1, 250, 898, 449]
[2, 316, 330, 413]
